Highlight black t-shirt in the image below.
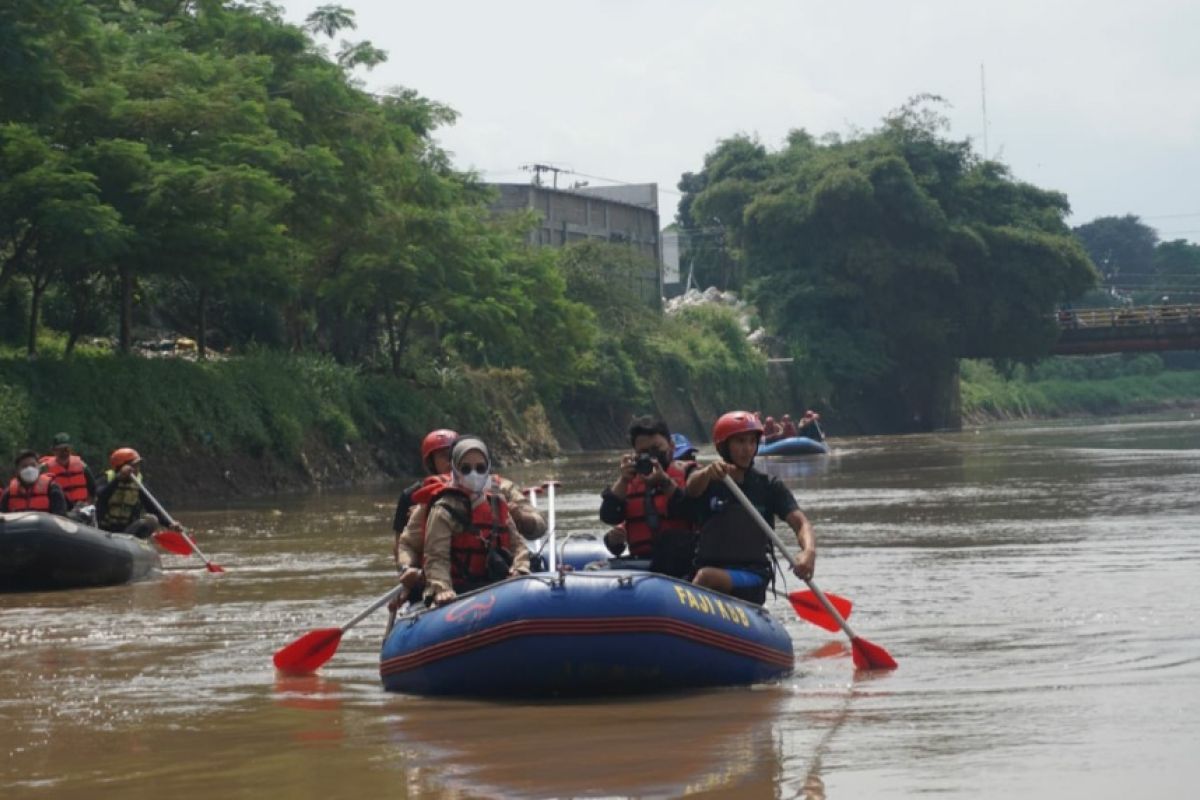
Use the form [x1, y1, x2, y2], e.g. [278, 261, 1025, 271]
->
[696, 467, 798, 528]
[392, 479, 422, 533]
[693, 467, 800, 587]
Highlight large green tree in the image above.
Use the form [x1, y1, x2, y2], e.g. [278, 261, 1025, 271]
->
[680, 97, 1097, 430]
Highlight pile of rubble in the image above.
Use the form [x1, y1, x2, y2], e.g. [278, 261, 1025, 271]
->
[663, 287, 766, 344]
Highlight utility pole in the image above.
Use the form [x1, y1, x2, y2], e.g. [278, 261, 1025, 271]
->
[980, 63, 989, 160]
[521, 163, 565, 189]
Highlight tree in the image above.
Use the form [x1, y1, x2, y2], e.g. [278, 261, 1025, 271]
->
[679, 96, 1097, 430]
[1151, 239, 1200, 304]
[1073, 215, 1158, 281]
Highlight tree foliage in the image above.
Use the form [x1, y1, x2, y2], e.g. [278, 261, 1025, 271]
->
[0, 0, 604, 406]
[678, 97, 1098, 429]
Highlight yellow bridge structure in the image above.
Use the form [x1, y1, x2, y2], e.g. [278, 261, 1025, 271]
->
[1052, 305, 1200, 355]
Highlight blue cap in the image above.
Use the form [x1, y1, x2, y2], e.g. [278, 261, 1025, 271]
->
[671, 433, 697, 460]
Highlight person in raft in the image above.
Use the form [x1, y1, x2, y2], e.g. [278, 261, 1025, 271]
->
[685, 411, 816, 605]
[671, 432, 699, 463]
[395, 436, 530, 606]
[392, 428, 457, 535]
[392, 429, 546, 572]
[779, 414, 797, 438]
[1, 450, 69, 516]
[599, 416, 700, 579]
[40, 432, 97, 510]
[797, 410, 825, 442]
[95, 448, 175, 539]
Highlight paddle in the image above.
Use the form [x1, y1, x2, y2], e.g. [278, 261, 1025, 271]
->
[542, 480, 560, 572]
[720, 474, 897, 671]
[134, 476, 225, 573]
[788, 590, 853, 633]
[274, 580, 410, 674]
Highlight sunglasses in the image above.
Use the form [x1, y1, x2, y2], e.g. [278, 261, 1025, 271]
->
[458, 463, 488, 475]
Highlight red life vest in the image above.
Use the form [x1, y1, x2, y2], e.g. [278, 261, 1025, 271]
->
[623, 462, 695, 556]
[6, 474, 53, 512]
[409, 473, 453, 506]
[40, 455, 89, 504]
[418, 480, 512, 592]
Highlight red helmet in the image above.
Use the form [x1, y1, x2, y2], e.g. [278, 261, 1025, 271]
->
[712, 411, 764, 448]
[109, 447, 141, 470]
[420, 429, 458, 472]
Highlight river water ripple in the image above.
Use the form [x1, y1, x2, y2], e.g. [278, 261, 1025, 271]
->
[2, 415, 1198, 798]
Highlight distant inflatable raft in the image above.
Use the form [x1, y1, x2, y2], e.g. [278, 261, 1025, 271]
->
[757, 436, 829, 456]
[0, 511, 161, 592]
[380, 571, 794, 697]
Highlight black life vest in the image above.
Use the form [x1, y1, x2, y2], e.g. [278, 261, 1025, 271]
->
[695, 498, 772, 572]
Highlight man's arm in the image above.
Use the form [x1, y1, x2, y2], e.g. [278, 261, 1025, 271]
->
[507, 518, 531, 574]
[421, 503, 458, 601]
[48, 484, 69, 517]
[500, 478, 546, 540]
[83, 467, 97, 503]
[599, 488, 626, 525]
[395, 503, 427, 571]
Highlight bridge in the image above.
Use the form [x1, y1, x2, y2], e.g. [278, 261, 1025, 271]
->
[1052, 305, 1200, 355]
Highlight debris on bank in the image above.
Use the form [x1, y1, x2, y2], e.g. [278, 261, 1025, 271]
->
[664, 287, 766, 345]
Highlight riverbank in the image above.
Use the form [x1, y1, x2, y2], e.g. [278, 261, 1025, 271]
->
[0, 351, 562, 505]
[959, 356, 1200, 423]
[0, 339, 780, 504]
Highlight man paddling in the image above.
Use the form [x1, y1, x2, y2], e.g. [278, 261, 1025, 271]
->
[1, 450, 68, 516]
[686, 411, 816, 604]
[95, 448, 175, 539]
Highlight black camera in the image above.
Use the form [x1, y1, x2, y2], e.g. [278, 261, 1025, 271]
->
[634, 452, 656, 476]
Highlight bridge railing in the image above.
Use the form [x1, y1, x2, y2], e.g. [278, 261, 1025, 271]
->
[1053, 305, 1200, 330]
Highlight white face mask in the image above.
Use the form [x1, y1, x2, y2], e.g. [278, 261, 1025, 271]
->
[460, 469, 491, 495]
[18, 466, 39, 484]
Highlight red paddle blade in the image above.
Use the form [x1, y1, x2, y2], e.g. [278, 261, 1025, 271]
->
[152, 530, 194, 556]
[851, 637, 898, 671]
[788, 590, 853, 632]
[273, 628, 344, 674]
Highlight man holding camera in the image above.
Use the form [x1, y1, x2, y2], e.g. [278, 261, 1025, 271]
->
[599, 416, 699, 579]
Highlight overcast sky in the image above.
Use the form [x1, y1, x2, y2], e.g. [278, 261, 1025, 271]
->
[276, 0, 1200, 241]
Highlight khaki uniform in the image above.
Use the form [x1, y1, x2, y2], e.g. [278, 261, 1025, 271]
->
[394, 474, 545, 570]
[402, 493, 531, 601]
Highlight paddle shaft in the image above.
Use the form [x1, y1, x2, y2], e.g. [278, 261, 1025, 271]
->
[344, 581, 410, 631]
[135, 476, 220, 569]
[545, 481, 558, 572]
[719, 474, 860, 640]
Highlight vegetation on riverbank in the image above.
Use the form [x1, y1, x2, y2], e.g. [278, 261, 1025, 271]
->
[0, 292, 770, 498]
[0, 345, 567, 500]
[960, 355, 1200, 422]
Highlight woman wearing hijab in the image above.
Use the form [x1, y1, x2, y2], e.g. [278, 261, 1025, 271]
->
[396, 436, 530, 606]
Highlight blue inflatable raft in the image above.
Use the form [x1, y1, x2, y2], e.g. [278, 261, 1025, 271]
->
[380, 571, 794, 697]
[757, 436, 829, 456]
[532, 531, 612, 571]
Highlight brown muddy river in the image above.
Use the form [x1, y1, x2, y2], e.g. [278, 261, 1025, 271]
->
[3, 416, 1199, 798]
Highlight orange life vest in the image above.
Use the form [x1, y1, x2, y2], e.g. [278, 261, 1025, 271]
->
[6, 475, 53, 512]
[418, 480, 512, 592]
[40, 455, 89, 504]
[623, 462, 695, 556]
